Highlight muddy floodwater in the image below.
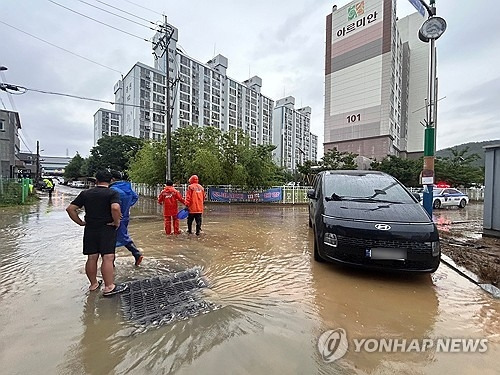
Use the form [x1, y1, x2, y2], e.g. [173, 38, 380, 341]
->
[0, 186, 499, 374]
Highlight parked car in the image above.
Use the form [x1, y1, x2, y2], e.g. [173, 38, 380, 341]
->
[307, 171, 440, 273]
[71, 181, 85, 188]
[427, 188, 469, 209]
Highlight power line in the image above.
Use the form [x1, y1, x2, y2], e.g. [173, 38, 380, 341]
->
[0, 82, 166, 113]
[48, 0, 150, 42]
[92, 0, 163, 27]
[0, 20, 123, 74]
[76, 0, 159, 31]
[121, 0, 163, 16]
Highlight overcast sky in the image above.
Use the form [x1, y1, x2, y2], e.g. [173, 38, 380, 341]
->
[1, 0, 499, 158]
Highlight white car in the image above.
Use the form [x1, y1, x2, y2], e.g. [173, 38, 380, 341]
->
[72, 181, 85, 188]
[423, 188, 469, 209]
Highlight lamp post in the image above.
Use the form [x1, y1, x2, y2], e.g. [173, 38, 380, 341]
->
[418, 0, 447, 217]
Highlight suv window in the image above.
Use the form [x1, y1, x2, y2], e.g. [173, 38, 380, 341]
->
[324, 173, 415, 203]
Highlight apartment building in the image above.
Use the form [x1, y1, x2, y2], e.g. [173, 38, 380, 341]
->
[93, 108, 121, 143]
[273, 96, 316, 170]
[93, 21, 317, 168]
[324, 0, 422, 160]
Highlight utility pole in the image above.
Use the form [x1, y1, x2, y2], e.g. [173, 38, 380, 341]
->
[165, 16, 172, 182]
[35, 140, 40, 183]
[417, 0, 447, 217]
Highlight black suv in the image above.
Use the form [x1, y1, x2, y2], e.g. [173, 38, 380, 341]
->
[308, 171, 440, 272]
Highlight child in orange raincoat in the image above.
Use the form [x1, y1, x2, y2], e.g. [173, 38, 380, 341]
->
[158, 180, 186, 235]
[185, 174, 205, 235]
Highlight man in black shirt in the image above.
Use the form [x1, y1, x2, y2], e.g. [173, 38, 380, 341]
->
[66, 170, 128, 296]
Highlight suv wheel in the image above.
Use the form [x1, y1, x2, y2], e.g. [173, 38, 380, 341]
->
[458, 199, 467, 209]
[313, 229, 325, 263]
[433, 199, 441, 209]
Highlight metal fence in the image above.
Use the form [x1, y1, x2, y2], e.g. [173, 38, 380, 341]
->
[132, 183, 312, 204]
[133, 183, 485, 204]
[0, 178, 32, 205]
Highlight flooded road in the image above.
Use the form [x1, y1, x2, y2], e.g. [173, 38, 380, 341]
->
[0, 187, 498, 374]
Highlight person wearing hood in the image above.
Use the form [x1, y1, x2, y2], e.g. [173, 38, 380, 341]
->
[158, 179, 186, 235]
[185, 174, 204, 236]
[110, 170, 143, 266]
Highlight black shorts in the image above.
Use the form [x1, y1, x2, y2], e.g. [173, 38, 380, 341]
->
[83, 225, 117, 255]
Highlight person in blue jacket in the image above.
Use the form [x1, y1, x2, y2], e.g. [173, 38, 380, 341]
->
[110, 170, 144, 266]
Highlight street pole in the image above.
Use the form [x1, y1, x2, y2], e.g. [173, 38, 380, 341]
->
[418, 0, 446, 218]
[422, 36, 436, 216]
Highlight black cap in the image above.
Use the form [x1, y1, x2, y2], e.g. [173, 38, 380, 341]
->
[166, 179, 173, 186]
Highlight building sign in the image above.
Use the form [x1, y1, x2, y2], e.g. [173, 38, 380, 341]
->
[209, 188, 282, 203]
[336, 10, 378, 38]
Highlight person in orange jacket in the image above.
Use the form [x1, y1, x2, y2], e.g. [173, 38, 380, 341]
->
[185, 174, 205, 235]
[158, 180, 186, 235]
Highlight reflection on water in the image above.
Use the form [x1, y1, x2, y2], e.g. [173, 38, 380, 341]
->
[433, 202, 484, 239]
[0, 190, 498, 374]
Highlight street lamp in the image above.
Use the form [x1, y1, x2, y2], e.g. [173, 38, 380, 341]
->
[418, 0, 447, 218]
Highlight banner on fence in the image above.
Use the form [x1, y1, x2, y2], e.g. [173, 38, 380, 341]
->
[209, 187, 282, 202]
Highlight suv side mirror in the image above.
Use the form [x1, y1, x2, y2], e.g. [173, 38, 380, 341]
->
[307, 189, 316, 200]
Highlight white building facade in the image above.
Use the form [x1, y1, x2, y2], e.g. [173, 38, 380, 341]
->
[93, 108, 122, 144]
[273, 96, 317, 171]
[93, 21, 317, 168]
[324, 0, 425, 160]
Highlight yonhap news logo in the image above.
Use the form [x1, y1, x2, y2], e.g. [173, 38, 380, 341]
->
[318, 328, 489, 362]
[317, 329, 349, 362]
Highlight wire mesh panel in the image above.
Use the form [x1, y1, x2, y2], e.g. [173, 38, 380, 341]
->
[120, 268, 217, 328]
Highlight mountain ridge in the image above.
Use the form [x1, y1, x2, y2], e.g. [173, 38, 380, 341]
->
[436, 139, 500, 167]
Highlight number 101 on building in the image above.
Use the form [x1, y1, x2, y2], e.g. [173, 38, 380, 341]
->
[347, 114, 361, 123]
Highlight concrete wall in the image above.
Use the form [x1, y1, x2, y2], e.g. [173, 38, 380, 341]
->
[483, 144, 500, 238]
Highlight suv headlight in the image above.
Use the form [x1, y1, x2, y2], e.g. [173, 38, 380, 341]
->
[431, 241, 440, 257]
[324, 233, 338, 247]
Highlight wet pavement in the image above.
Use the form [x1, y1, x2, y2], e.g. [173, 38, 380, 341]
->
[0, 186, 498, 374]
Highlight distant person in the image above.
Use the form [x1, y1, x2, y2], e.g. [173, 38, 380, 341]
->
[110, 170, 144, 266]
[185, 175, 204, 236]
[43, 177, 54, 198]
[158, 179, 186, 235]
[66, 169, 128, 296]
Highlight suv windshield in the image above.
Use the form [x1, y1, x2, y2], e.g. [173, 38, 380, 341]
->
[323, 173, 415, 203]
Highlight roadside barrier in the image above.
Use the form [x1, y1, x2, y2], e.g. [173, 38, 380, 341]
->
[132, 183, 313, 204]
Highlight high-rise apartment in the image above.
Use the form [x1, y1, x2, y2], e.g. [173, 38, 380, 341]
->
[324, 0, 425, 160]
[273, 96, 317, 170]
[94, 21, 318, 168]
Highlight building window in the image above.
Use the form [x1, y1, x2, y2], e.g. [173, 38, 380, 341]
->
[0, 119, 4, 131]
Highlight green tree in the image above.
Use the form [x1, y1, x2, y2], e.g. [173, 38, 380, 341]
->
[435, 147, 484, 187]
[64, 153, 84, 179]
[319, 149, 358, 171]
[128, 139, 166, 186]
[87, 135, 144, 175]
[370, 156, 422, 186]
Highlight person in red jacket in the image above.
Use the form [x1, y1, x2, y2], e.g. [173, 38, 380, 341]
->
[158, 180, 186, 235]
[185, 174, 205, 236]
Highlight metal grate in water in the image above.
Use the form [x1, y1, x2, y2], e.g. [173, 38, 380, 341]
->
[120, 268, 216, 327]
